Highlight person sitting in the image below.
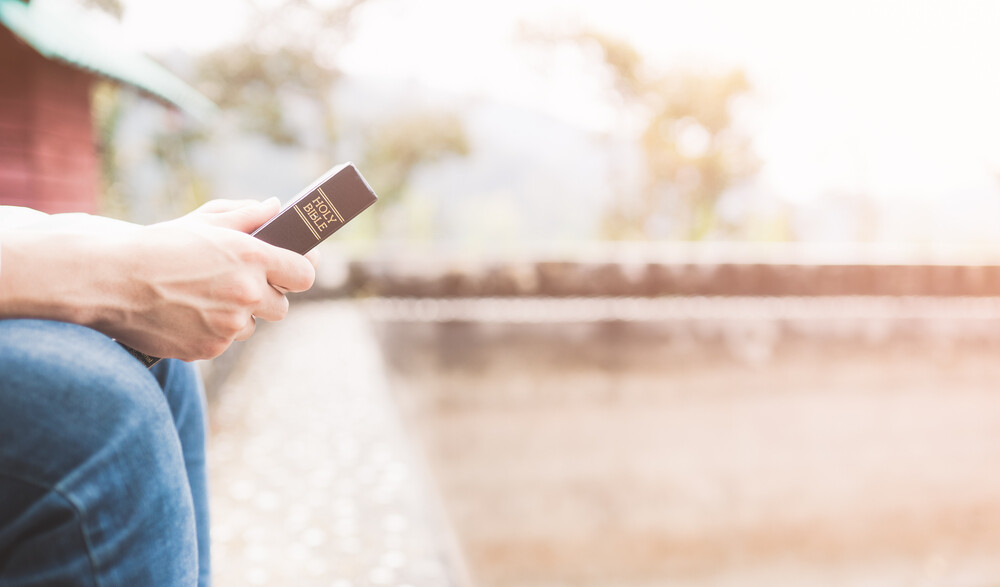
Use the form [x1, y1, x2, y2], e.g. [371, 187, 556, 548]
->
[0, 198, 317, 586]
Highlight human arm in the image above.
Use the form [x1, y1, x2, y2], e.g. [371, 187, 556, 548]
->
[0, 199, 316, 361]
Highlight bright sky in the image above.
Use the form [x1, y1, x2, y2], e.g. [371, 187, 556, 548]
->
[114, 0, 1000, 206]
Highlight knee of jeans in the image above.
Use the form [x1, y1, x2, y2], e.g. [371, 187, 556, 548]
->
[0, 318, 149, 381]
[0, 320, 184, 487]
[0, 321, 199, 583]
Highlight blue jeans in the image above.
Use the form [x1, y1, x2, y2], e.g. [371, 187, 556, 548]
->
[0, 320, 210, 586]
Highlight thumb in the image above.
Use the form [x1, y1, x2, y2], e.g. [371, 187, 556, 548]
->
[193, 198, 262, 215]
[198, 197, 281, 234]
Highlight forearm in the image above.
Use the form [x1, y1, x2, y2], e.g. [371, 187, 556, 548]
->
[0, 209, 141, 324]
[0, 229, 136, 328]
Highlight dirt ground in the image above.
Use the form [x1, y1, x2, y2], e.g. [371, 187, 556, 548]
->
[376, 321, 1000, 587]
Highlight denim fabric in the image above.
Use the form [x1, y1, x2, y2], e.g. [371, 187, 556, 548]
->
[0, 320, 210, 586]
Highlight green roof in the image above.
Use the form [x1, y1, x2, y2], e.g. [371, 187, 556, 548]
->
[0, 0, 217, 122]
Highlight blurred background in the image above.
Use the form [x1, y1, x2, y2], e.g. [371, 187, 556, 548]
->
[87, 0, 1000, 246]
[6, 0, 1000, 585]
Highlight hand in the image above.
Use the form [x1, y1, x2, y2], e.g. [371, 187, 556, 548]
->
[0, 199, 317, 361]
[100, 198, 317, 360]
[178, 198, 323, 274]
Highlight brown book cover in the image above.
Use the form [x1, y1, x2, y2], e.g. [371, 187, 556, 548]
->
[252, 162, 377, 254]
[123, 163, 378, 368]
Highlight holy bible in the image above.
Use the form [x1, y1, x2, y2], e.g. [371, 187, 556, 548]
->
[122, 163, 378, 368]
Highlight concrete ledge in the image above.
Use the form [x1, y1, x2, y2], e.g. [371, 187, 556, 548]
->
[206, 301, 471, 587]
[363, 296, 1000, 369]
[343, 261, 1000, 297]
[318, 244, 1000, 298]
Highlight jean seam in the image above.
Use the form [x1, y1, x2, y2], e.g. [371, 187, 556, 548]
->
[0, 470, 102, 587]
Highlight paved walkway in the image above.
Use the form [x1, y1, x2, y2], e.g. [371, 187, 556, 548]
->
[206, 301, 469, 587]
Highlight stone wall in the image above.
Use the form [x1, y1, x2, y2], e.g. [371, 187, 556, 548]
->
[325, 245, 1000, 298]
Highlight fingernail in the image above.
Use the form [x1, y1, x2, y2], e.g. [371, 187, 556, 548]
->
[262, 197, 280, 207]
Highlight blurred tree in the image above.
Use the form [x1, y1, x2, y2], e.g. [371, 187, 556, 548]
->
[89, 0, 468, 229]
[360, 112, 469, 209]
[194, 1, 470, 230]
[635, 70, 758, 240]
[150, 117, 212, 216]
[80, 0, 126, 218]
[569, 32, 759, 240]
[194, 0, 367, 148]
[92, 81, 127, 218]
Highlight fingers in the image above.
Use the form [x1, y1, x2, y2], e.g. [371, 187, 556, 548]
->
[194, 198, 282, 233]
[193, 199, 261, 215]
[217, 238, 312, 335]
[250, 286, 290, 322]
[304, 247, 321, 270]
[261, 244, 317, 293]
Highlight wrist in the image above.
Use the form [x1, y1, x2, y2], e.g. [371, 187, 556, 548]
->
[73, 231, 137, 331]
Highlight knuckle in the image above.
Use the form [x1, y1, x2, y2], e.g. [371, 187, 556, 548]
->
[217, 312, 247, 337]
[239, 244, 268, 266]
[194, 337, 230, 360]
[229, 278, 262, 307]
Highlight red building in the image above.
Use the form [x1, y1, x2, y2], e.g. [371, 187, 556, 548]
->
[0, 0, 213, 213]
